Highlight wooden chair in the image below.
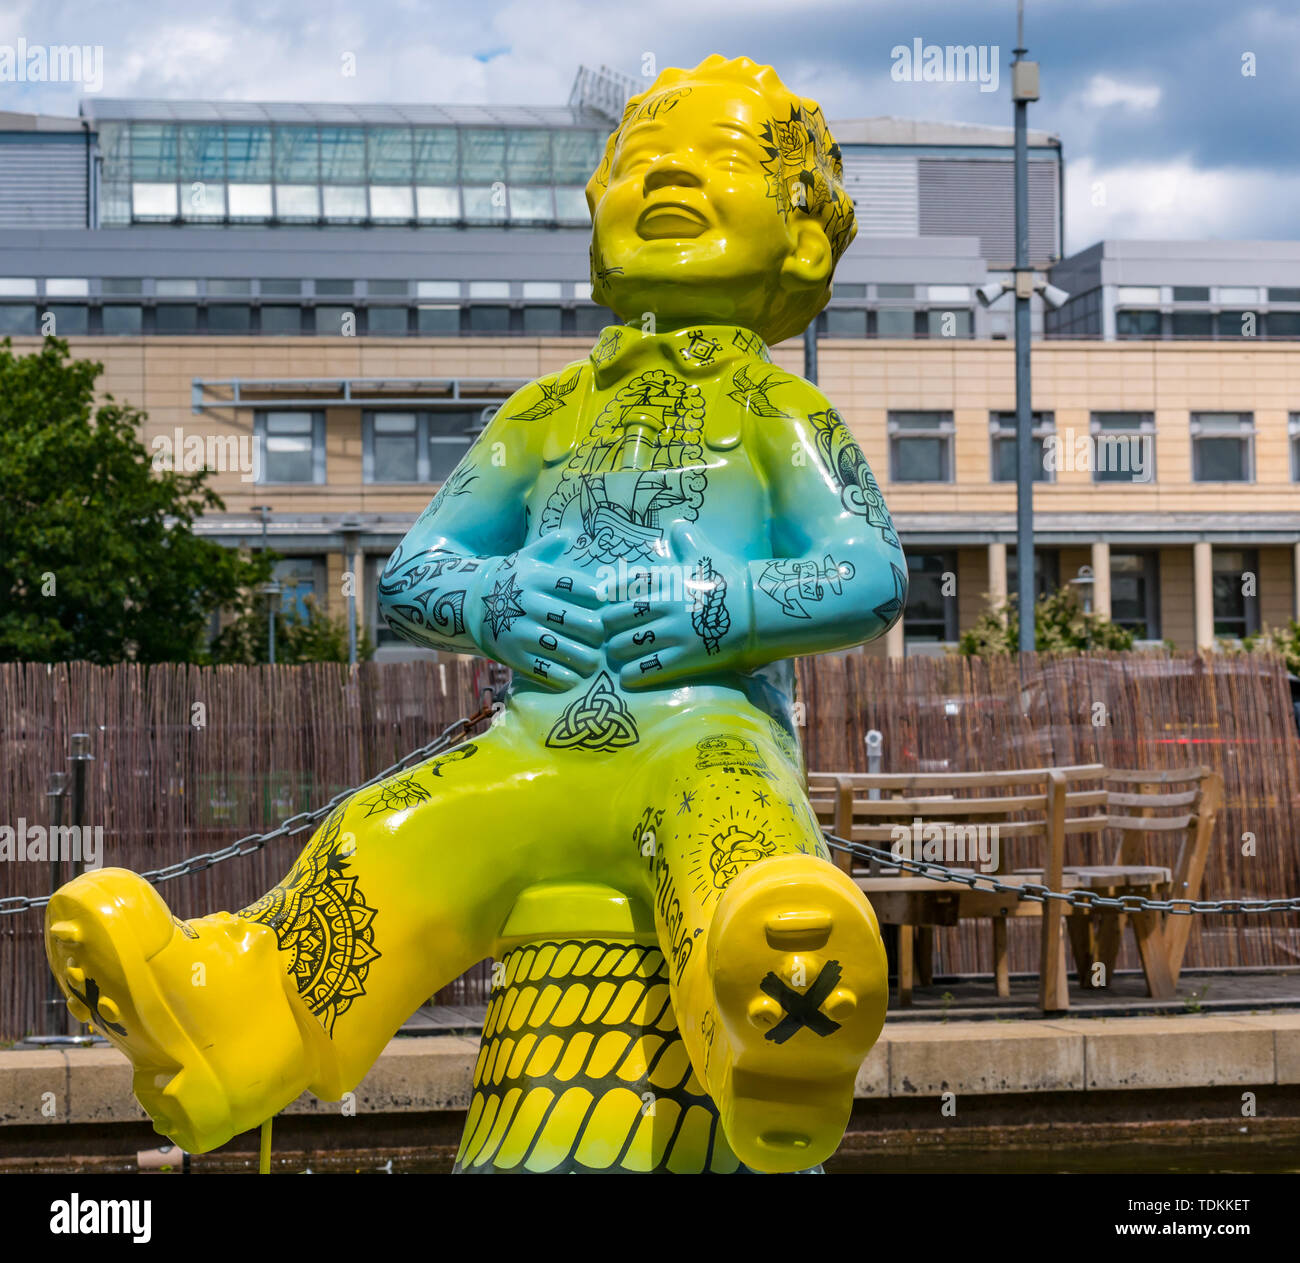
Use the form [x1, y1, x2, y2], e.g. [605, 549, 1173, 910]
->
[1061, 766, 1223, 999]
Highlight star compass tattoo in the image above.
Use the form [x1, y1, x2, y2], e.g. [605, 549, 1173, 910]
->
[481, 572, 526, 639]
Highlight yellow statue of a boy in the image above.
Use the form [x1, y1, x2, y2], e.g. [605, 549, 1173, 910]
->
[45, 55, 906, 1173]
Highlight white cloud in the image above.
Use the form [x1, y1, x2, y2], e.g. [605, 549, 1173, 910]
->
[1080, 74, 1162, 111]
[1066, 154, 1300, 251]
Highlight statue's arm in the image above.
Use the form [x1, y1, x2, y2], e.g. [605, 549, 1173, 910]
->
[741, 381, 908, 661]
[377, 369, 604, 689]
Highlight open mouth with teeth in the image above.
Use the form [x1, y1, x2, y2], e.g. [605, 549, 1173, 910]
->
[636, 202, 709, 239]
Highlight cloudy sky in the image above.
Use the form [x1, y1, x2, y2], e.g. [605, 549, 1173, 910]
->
[1, 0, 1295, 254]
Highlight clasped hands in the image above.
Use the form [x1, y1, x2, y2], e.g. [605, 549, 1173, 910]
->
[470, 525, 750, 691]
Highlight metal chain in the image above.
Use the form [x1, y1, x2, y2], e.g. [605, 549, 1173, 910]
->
[7, 696, 1297, 921]
[822, 832, 1300, 916]
[0, 695, 498, 917]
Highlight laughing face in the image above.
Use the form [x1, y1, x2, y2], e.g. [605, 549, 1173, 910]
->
[589, 79, 836, 345]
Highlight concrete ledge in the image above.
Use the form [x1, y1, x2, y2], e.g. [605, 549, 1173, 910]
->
[888, 1022, 1084, 1096]
[5, 1013, 1300, 1126]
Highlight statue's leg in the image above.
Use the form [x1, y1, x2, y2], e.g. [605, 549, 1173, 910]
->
[636, 708, 888, 1173]
[44, 712, 567, 1154]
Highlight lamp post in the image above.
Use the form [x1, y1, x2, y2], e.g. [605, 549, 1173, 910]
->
[340, 517, 362, 667]
[1011, 4, 1039, 653]
[252, 504, 277, 664]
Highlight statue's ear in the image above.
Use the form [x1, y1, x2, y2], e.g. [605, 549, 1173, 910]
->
[780, 217, 833, 293]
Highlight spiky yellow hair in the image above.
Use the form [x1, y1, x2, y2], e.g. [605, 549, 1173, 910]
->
[585, 54, 857, 265]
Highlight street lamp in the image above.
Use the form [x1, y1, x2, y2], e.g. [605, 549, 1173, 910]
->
[1070, 564, 1096, 615]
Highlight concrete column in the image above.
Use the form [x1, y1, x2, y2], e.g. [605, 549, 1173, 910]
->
[1193, 541, 1215, 650]
[885, 617, 905, 660]
[1090, 541, 1111, 619]
[1294, 542, 1300, 622]
[988, 541, 1008, 613]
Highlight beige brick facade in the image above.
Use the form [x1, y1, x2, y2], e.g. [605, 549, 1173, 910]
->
[18, 333, 1300, 655]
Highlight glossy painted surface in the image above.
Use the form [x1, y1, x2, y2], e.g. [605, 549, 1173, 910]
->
[47, 55, 903, 1172]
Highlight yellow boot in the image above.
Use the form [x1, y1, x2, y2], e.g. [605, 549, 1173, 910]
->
[690, 855, 888, 1172]
[44, 868, 329, 1153]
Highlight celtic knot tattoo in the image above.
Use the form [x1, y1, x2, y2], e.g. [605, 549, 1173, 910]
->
[546, 670, 640, 752]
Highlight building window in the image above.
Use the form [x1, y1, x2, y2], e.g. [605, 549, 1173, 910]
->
[260, 306, 304, 335]
[522, 306, 562, 335]
[273, 557, 325, 621]
[46, 278, 89, 298]
[1216, 311, 1254, 339]
[362, 410, 480, 483]
[1110, 551, 1160, 639]
[875, 307, 915, 339]
[466, 305, 510, 334]
[366, 306, 409, 336]
[417, 305, 460, 335]
[155, 305, 199, 334]
[1192, 412, 1254, 482]
[575, 306, 617, 336]
[208, 305, 252, 334]
[430, 410, 483, 481]
[0, 305, 35, 335]
[990, 412, 1055, 483]
[1006, 547, 1060, 602]
[903, 552, 957, 641]
[1212, 549, 1260, 639]
[1171, 312, 1212, 338]
[1291, 415, 1300, 481]
[1172, 286, 1209, 302]
[314, 305, 354, 335]
[822, 308, 867, 338]
[925, 308, 972, 339]
[101, 305, 143, 335]
[368, 413, 420, 483]
[889, 412, 954, 483]
[1270, 312, 1300, 338]
[1116, 309, 1161, 338]
[44, 305, 89, 336]
[1090, 412, 1156, 483]
[256, 411, 325, 484]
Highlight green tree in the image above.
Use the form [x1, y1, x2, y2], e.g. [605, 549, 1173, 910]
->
[959, 587, 1136, 655]
[209, 594, 375, 665]
[1239, 621, 1300, 676]
[0, 337, 271, 662]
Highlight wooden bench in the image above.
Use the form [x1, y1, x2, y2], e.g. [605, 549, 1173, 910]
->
[808, 764, 1222, 1011]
